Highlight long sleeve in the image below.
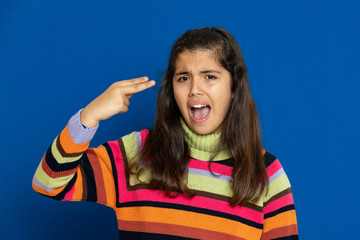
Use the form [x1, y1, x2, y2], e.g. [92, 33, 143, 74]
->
[261, 152, 299, 239]
[32, 110, 118, 208]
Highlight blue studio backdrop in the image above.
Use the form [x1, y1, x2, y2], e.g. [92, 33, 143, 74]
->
[1, 0, 359, 239]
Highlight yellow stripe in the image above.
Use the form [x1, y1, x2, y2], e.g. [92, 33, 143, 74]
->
[122, 132, 140, 164]
[187, 173, 233, 197]
[265, 174, 291, 201]
[51, 136, 83, 163]
[34, 163, 75, 189]
[188, 146, 232, 161]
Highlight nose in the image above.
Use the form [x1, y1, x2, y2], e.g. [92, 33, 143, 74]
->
[189, 78, 203, 96]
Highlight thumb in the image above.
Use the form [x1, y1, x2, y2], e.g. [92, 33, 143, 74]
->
[126, 94, 134, 99]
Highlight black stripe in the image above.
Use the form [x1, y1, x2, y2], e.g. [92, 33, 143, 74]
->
[45, 144, 81, 172]
[264, 204, 295, 219]
[190, 157, 234, 167]
[103, 142, 120, 207]
[273, 235, 299, 240]
[119, 230, 197, 240]
[213, 158, 234, 167]
[205, 152, 277, 168]
[118, 201, 263, 229]
[54, 172, 78, 200]
[80, 161, 88, 200]
[81, 153, 97, 202]
[264, 151, 277, 168]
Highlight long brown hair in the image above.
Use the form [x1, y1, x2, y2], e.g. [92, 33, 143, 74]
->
[136, 27, 268, 206]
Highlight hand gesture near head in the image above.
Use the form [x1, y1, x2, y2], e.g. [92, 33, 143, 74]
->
[80, 77, 155, 128]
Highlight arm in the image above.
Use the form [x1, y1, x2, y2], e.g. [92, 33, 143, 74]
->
[261, 153, 299, 240]
[32, 109, 118, 206]
[33, 76, 155, 207]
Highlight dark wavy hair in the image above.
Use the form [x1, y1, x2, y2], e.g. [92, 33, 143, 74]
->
[136, 27, 268, 206]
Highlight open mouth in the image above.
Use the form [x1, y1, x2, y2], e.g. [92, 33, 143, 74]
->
[190, 104, 211, 122]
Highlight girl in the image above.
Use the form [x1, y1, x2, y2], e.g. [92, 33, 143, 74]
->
[33, 27, 298, 239]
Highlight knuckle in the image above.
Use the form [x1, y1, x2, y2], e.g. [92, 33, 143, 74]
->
[110, 82, 119, 89]
[113, 87, 123, 96]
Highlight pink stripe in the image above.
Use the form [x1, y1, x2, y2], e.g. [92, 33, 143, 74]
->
[188, 159, 233, 177]
[62, 184, 75, 201]
[110, 130, 262, 223]
[140, 129, 149, 148]
[266, 159, 282, 178]
[120, 189, 263, 224]
[263, 193, 294, 214]
[107, 141, 128, 201]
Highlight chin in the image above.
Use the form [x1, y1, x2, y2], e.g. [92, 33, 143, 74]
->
[189, 125, 218, 135]
[183, 115, 222, 135]
[192, 129, 209, 135]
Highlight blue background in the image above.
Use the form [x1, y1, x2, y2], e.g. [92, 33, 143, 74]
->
[1, 0, 359, 239]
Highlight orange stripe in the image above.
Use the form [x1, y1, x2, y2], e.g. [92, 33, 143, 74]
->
[263, 210, 297, 232]
[262, 149, 266, 155]
[116, 207, 262, 239]
[117, 220, 247, 240]
[59, 125, 89, 154]
[94, 146, 116, 207]
[87, 149, 107, 205]
[71, 168, 84, 201]
[261, 224, 298, 239]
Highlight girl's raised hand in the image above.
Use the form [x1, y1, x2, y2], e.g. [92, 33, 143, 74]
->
[80, 76, 156, 128]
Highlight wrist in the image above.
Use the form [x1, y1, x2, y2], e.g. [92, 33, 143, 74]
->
[80, 107, 100, 128]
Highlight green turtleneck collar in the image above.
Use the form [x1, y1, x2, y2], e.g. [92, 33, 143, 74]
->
[180, 118, 232, 161]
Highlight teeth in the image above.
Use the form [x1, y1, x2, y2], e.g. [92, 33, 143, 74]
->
[192, 104, 207, 108]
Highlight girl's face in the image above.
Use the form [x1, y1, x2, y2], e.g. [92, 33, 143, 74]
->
[173, 49, 233, 135]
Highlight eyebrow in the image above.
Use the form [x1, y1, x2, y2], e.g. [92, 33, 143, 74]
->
[174, 70, 221, 76]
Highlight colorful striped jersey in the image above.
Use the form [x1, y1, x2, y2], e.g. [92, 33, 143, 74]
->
[33, 110, 298, 239]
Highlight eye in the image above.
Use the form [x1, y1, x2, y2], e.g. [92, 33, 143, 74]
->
[178, 76, 189, 82]
[205, 75, 217, 80]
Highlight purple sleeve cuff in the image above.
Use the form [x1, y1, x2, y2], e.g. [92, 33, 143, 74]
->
[68, 109, 99, 144]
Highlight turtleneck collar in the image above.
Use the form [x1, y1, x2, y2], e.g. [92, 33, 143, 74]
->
[180, 118, 232, 161]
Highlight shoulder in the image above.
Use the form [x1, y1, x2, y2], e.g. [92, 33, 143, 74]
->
[110, 129, 150, 161]
[262, 150, 291, 186]
[262, 150, 293, 200]
[262, 150, 285, 173]
[120, 129, 150, 146]
[103, 129, 150, 156]
[116, 129, 150, 149]
[263, 151, 277, 167]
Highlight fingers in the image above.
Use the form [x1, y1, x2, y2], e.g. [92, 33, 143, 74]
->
[117, 76, 150, 87]
[123, 80, 156, 95]
[124, 97, 130, 106]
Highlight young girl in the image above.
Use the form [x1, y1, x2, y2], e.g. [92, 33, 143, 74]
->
[33, 27, 298, 239]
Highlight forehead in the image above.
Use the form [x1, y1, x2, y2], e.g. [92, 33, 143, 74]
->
[174, 49, 223, 71]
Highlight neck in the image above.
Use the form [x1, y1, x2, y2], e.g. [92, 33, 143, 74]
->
[180, 118, 232, 161]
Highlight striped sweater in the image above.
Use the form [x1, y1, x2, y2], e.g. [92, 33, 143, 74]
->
[33, 110, 298, 239]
